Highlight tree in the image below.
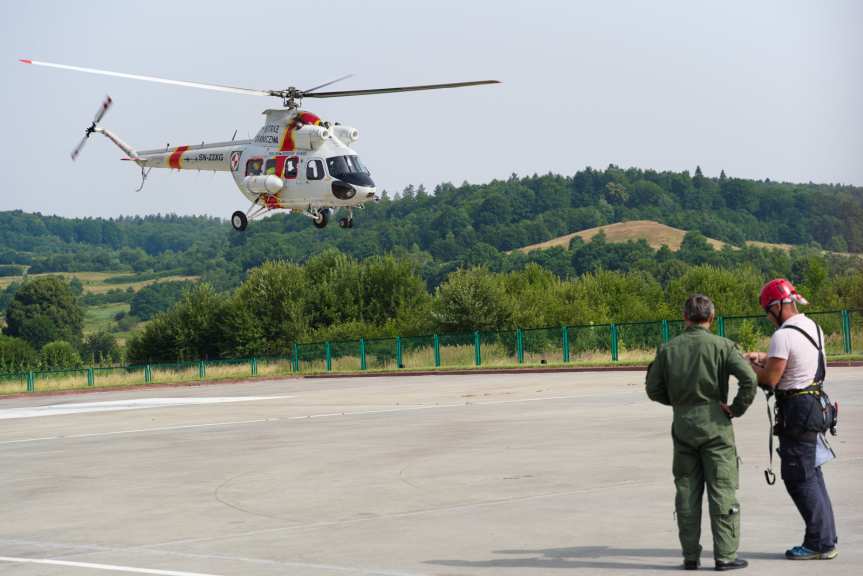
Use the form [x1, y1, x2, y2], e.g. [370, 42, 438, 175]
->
[223, 261, 310, 356]
[4, 277, 83, 349]
[130, 281, 193, 320]
[82, 330, 122, 365]
[432, 267, 513, 332]
[40, 341, 83, 370]
[0, 335, 38, 373]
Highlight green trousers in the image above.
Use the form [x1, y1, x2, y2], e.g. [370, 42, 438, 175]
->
[672, 404, 740, 563]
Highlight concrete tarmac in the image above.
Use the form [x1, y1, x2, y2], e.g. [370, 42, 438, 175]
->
[0, 369, 860, 575]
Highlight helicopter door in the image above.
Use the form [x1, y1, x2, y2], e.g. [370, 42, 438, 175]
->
[281, 156, 299, 179]
[305, 158, 324, 182]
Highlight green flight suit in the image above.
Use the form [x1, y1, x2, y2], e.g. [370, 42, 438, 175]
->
[646, 325, 757, 563]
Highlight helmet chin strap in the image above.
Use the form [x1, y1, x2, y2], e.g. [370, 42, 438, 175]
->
[767, 302, 785, 325]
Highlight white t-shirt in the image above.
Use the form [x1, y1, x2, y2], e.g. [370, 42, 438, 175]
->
[767, 313, 825, 391]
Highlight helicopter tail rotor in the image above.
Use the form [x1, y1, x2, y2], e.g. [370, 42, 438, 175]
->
[71, 95, 112, 161]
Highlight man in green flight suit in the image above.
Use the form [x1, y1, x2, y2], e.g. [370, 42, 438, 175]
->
[647, 294, 757, 571]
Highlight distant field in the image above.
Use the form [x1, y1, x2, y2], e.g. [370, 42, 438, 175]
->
[83, 302, 130, 334]
[0, 271, 199, 293]
[1, 271, 196, 340]
[513, 220, 860, 255]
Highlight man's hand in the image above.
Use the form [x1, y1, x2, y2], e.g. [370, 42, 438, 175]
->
[745, 352, 767, 367]
[720, 402, 734, 419]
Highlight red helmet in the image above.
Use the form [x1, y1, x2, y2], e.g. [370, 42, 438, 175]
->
[759, 278, 809, 311]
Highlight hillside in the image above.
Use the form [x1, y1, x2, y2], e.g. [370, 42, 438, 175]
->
[512, 220, 861, 256]
[1, 166, 862, 288]
[513, 220, 726, 253]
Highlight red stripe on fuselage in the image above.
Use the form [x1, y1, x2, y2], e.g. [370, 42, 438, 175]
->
[168, 146, 189, 169]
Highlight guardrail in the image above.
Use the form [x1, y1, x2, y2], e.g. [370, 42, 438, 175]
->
[1, 309, 860, 395]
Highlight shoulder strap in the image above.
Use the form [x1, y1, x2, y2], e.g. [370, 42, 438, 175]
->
[779, 321, 826, 383]
[780, 324, 821, 350]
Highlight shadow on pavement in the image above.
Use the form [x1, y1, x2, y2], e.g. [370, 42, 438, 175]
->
[425, 545, 783, 571]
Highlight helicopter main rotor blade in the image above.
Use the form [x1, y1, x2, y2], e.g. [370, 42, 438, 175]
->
[302, 79, 500, 98]
[19, 59, 272, 97]
[303, 74, 355, 95]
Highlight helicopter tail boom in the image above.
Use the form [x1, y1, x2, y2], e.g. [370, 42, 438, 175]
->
[136, 141, 242, 172]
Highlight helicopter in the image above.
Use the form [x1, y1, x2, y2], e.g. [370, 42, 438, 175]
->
[19, 59, 499, 230]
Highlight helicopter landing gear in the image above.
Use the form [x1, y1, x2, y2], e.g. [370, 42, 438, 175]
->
[312, 209, 329, 229]
[231, 210, 248, 231]
[338, 208, 355, 229]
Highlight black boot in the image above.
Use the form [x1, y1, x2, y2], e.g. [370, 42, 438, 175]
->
[715, 558, 748, 571]
[683, 559, 700, 570]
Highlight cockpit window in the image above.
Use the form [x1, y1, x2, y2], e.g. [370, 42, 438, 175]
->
[327, 155, 371, 178]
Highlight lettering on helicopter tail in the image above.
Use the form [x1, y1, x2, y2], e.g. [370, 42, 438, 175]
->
[169, 146, 189, 169]
[230, 151, 241, 171]
[254, 124, 280, 145]
[193, 153, 225, 162]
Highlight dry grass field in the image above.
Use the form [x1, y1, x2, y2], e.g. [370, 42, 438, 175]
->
[0, 271, 198, 293]
[512, 219, 860, 256]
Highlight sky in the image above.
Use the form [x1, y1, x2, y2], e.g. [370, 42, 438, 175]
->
[1, 0, 861, 219]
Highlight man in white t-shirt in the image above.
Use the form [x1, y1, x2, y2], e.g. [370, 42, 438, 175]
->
[746, 279, 837, 561]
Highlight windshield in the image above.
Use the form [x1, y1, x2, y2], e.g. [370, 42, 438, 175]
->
[327, 155, 371, 178]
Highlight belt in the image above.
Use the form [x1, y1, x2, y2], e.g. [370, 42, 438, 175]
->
[775, 383, 822, 401]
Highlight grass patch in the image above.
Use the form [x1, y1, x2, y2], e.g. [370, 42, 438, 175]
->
[83, 303, 130, 334]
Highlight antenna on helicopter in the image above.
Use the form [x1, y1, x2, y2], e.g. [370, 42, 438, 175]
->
[70, 95, 112, 161]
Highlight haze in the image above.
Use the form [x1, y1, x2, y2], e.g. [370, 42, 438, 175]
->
[1, 0, 861, 219]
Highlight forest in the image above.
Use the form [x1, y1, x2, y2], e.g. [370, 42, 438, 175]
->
[1, 165, 862, 369]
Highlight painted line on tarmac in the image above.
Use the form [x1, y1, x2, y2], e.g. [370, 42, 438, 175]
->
[0, 540, 428, 576]
[0, 418, 278, 445]
[0, 395, 295, 420]
[0, 555, 226, 576]
[0, 394, 593, 446]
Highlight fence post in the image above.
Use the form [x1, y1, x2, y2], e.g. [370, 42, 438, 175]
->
[292, 343, 300, 372]
[325, 342, 332, 372]
[474, 331, 481, 366]
[87, 367, 95, 387]
[144, 365, 152, 384]
[396, 336, 403, 368]
[251, 356, 258, 376]
[433, 334, 441, 368]
[360, 338, 367, 370]
[661, 320, 670, 344]
[610, 323, 619, 362]
[199, 360, 206, 380]
[562, 326, 570, 363]
[517, 329, 524, 364]
[27, 371, 35, 393]
[717, 316, 726, 338]
[842, 310, 852, 354]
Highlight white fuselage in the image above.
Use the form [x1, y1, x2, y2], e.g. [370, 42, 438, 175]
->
[135, 108, 377, 212]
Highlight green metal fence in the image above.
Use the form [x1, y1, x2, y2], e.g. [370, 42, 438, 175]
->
[2, 310, 860, 394]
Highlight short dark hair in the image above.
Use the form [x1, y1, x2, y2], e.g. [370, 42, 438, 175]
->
[684, 294, 715, 322]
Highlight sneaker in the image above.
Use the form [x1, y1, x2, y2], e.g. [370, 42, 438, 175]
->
[785, 546, 819, 560]
[683, 559, 700, 570]
[818, 548, 838, 560]
[715, 558, 748, 571]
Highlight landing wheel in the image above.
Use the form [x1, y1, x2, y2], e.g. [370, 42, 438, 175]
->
[338, 217, 354, 229]
[231, 210, 248, 232]
[313, 210, 329, 229]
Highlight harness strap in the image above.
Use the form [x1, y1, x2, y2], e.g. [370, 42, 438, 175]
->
[779, 321, 826, 384]
[764, 389, 776, 485]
